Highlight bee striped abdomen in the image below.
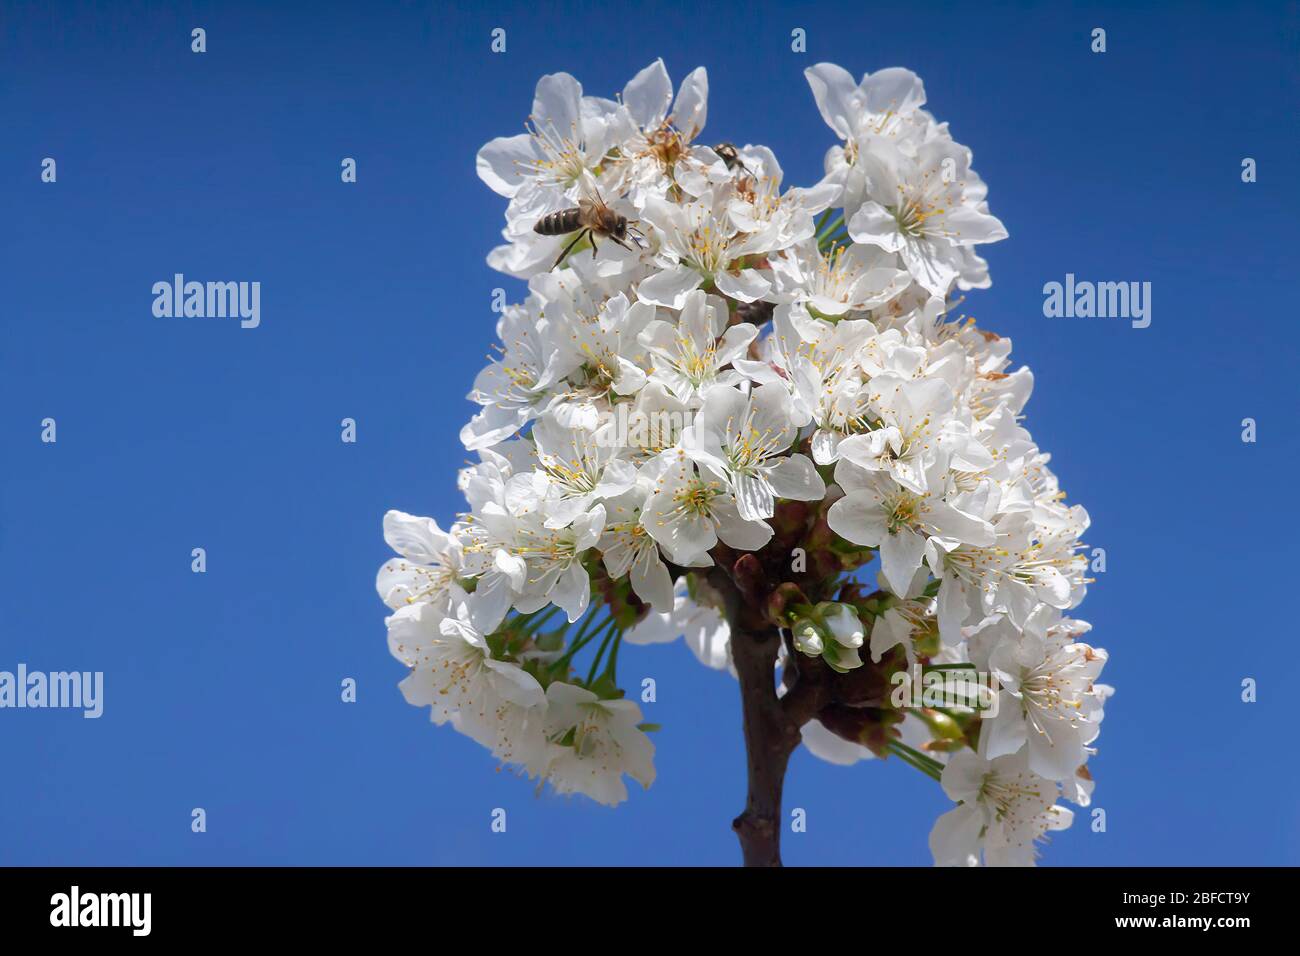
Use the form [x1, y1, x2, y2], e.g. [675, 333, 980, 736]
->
[534, 208, 584, 236]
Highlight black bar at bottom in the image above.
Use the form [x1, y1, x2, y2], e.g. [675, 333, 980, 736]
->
[0, 866, 1285, 939]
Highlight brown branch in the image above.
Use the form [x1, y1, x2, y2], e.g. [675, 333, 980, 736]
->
[710, 565, 829, 867]
[706, 527, 898, 864]
[781, 650, 832, 724]
[728, 617, 798, 866]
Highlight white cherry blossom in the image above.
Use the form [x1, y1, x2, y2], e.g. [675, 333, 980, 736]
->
[828, 458, 994, 594]
[608, 59, 721, 204]
[981, 611, 1109, 781]
[638, 289, 755, 404]
[388, 601, 549, 776]
[682, 382, 824, 521]
[375, 510, 469, 613]
[640, 447, 773, 565]
[769, 238, 910, 318]
[637, 189, 778, 306]
[929, 751, 1073, 867]
[597, 484, 676, 612]
[846, 137, 1007, 296]
[543, 682, 656, 806]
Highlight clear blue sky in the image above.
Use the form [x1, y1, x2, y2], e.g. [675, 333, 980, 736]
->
[2, 0, 1296, 865]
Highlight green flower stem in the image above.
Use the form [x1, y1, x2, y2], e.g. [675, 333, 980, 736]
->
[521, 605, 560, 636]
[891, 739, 946, 773]
[585, 623, 620, 686]
[886, 739, 944, 782]
[815, 212, 845, 241]
[551, 613, 611, 671]
[602, 631, 624, 681]
[817, 229, 850, 255]
[888, 746, 941, 782]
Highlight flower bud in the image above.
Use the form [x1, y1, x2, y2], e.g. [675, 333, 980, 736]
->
[816, 601, 865, 649]
[791, 618, 825, 656]
[789, 602, 867, 673]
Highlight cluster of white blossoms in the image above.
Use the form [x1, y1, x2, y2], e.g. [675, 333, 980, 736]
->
[379, 60, 1111, 865]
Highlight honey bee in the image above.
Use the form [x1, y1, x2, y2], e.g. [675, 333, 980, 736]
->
[712, 142, 751, 175]
[533, 189, 645, 269]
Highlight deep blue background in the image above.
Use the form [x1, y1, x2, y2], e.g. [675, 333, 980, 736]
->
[2, 0, 1297, 865]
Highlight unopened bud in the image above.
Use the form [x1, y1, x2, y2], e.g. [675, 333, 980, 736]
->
[792, 618, 824, 656]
